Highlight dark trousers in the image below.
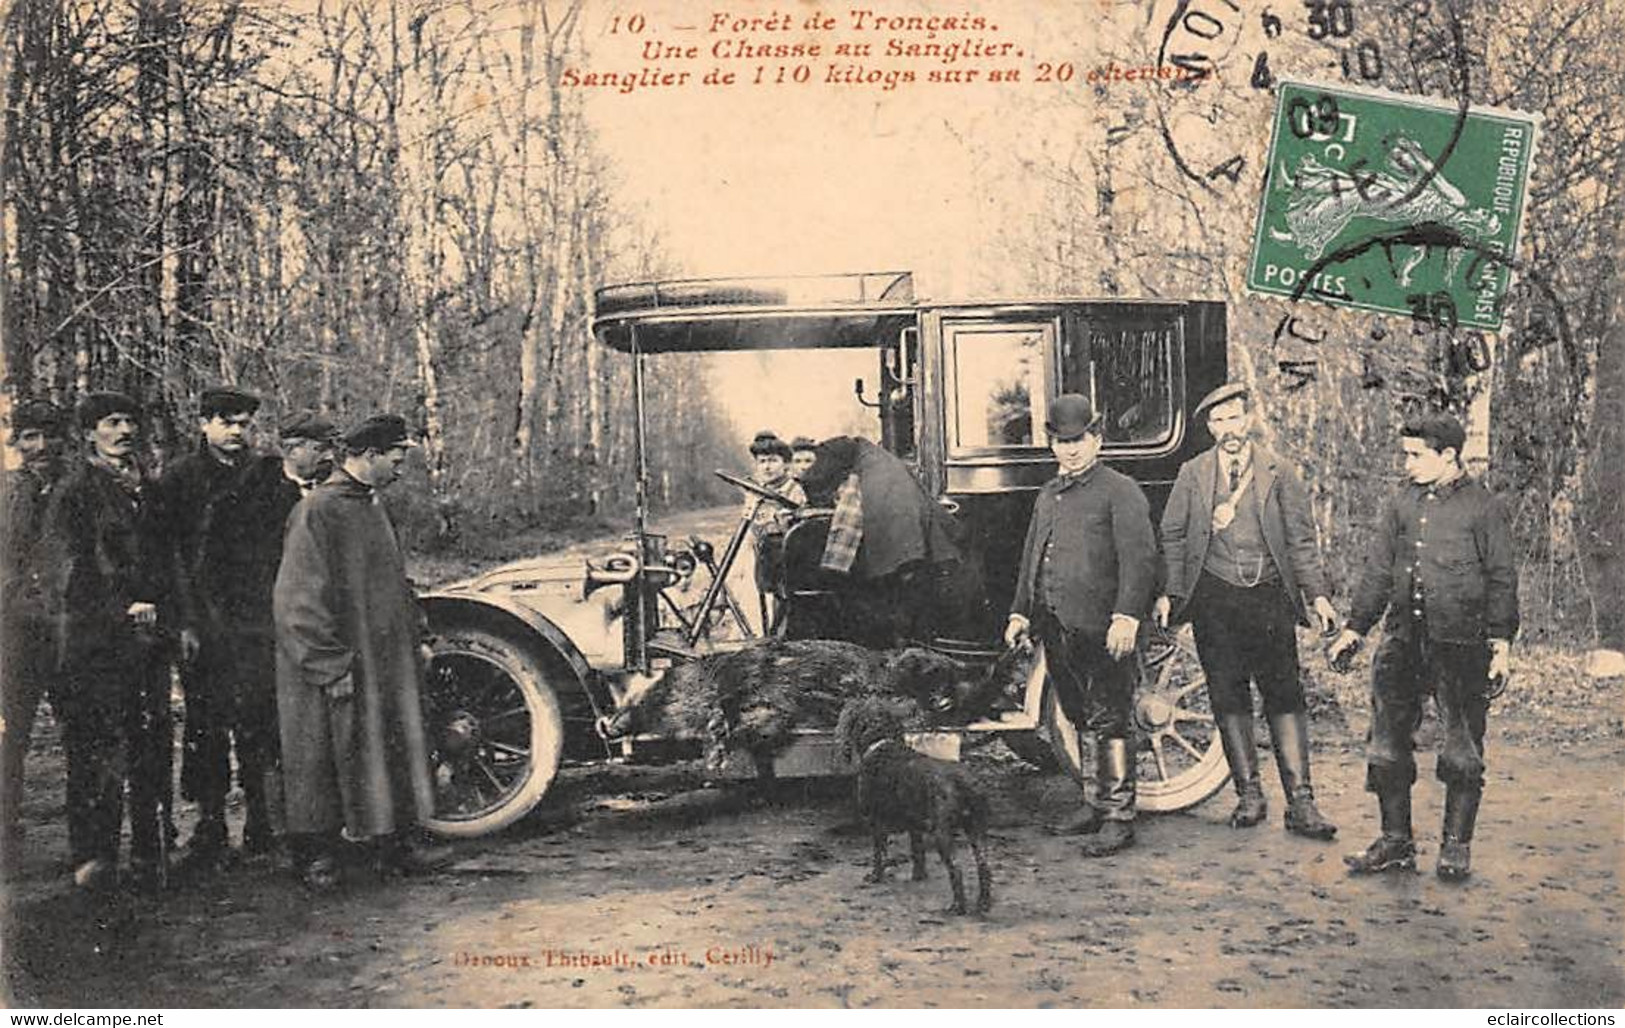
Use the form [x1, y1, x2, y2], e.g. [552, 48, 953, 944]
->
[182, 630, 280, 826]
[1188, 573, 1305, 717]
[1366, 629, 1489, 792]
[2, 614, 52, 844]
[1037, 612, 1136, 737]
[59, 654, 172, 866]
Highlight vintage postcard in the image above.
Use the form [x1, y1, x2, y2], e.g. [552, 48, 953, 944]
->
[1, 0, 1620, 1012]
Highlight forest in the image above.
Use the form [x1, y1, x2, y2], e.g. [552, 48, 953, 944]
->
[3, 0, 1621, 650]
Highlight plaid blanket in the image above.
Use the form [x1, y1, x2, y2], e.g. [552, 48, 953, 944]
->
[819, 473, 863, 573]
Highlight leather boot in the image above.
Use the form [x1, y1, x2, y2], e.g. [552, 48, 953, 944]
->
[1269, 711, 1337, 840]
[1049, 728, 1103, 835]
[376, 827, 457, 877]
[1344, 786, 1416, 873]
[1080, 736, 1135, 857]
[180, 807, 230, 873]
[1217, 713, 1267, 828]
[1437, 786, 1481, 881]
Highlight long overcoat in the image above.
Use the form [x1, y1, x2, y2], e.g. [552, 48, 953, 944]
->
[273, 471, 435, 839]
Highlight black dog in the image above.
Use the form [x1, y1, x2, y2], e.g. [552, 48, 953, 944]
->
[834, 696, 993, 916]
[600, 640, 1004, 779]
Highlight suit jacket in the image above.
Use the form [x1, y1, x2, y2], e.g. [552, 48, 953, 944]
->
[1011, 463, 1157, 636]
[1159, 446, 1329, 625]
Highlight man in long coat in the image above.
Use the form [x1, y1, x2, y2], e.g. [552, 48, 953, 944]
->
[1153, 382, 1340, 840]
[274, 413, 443, 888]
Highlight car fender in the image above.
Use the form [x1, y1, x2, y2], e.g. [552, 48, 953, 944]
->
[421, 589, 614, 718]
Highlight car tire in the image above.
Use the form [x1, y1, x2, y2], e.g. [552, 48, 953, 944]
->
[421, 625, 566, 839]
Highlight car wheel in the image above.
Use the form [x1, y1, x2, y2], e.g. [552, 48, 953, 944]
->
[420, 625, 566, 838]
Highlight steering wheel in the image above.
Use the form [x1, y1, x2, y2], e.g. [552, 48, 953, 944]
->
[714, 468, 802, 509]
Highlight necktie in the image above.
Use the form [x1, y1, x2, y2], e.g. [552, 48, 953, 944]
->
[1228, 460, 1240, 493]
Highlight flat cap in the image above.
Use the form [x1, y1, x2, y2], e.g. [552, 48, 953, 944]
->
[1044, 394, 1101, 440]
[12, 399, 66, 435]
[342, 413, 418, 452]
[199, 385, 261, 419]
[77, 391, 141, 430]
[789, 436, 819, 453]
[1401, 410, 1466, 454]
[279, 410, 337, 442]
[1194, 382, 1250, 419]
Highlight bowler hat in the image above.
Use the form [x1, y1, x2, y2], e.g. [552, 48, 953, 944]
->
[1044, 394, 1101, 440]
[77, 391, 141, 431]
[1194, 382, 1251, 419]
[12, 399, 65, 435]
[280, 410, 337, 442]
[199, 386, 261, 419]
[342, 413, 418, 452]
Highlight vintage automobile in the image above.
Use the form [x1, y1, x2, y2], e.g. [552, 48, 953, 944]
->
[419, 272, 1233, 838]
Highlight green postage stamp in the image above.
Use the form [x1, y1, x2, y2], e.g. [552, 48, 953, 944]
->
[1247, 81, 1539, 331]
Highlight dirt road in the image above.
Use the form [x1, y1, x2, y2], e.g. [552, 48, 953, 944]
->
[4, 724, 1621, 1008]
[5, 507, 1622, 1007]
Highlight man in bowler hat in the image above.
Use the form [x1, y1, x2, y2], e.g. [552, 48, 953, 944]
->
[1006, 394, 1158, 856]
[1154, 382, 1339, 840]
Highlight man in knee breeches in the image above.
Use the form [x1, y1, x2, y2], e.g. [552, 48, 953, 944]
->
[1006, 394, 1158, 858]
[1154, 383, 1342, 840]
[1330, 411, 1518, 881]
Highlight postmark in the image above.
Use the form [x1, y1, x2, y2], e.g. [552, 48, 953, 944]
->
[1247, 80, 1538, 331]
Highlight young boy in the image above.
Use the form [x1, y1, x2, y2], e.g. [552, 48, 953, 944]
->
[1329, 411, 1518, 881]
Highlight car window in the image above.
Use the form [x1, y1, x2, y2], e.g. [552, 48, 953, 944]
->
[1062, 314, 1179, 447]
[947, 323, 1050, 450]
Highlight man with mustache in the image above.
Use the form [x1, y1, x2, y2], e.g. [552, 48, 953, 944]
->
[1154, 383, 1340, 840]
[1006, 394, 1158, 856]
[39, 392, 174, 890]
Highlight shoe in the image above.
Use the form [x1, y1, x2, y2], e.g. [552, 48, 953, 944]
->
[376, 830, 457, 876]
[1437, 837, 1472, 881]
[72, 858, 117, 892]
[1269, 712, 1337, 840]
[1079, 819, 1135, 857]
[1217, 713, 1268, 827]
[1436, 786, 1481, 882]
[1284, 789, 1337, 840]
[1343, 834, 1417, 874]
[301, 854, 340, 892]
[243, 824, 279, 858]
[1048, 805, 1104, 836]
[126, 856, 166, 895]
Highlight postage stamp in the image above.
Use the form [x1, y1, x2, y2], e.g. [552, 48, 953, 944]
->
[1247, 80, 1539, 331]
